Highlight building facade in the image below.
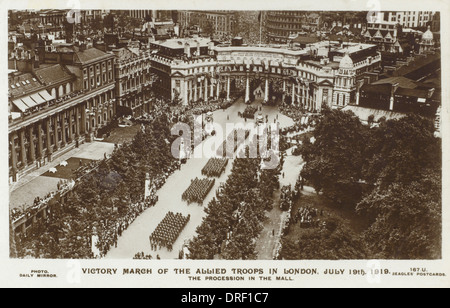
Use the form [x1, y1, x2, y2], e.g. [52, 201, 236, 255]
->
[362, 21, 402, 53]
[8, 44, 116, 183]
[113, 47, 156, 117]
[178, 11, 235, 38]
[371, 11, 435, 28]
[149, 38, 381, 111]
[265, 11, 310, 44]
[358, 76, 440, 118]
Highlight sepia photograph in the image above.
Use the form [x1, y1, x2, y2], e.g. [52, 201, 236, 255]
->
[1, 0, 449, 289]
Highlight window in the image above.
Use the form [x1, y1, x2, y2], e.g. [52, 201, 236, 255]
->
[91, 78, 94, 88]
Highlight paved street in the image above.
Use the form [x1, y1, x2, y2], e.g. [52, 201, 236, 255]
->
[255, 148, 304, 259]
[106, 100, 297, 259]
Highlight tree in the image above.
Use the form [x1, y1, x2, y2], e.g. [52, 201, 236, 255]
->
[90, 16, 104, 32]
[362, 114, 441, 188]
[202, 20, 214, 37]
[280, 217, 369, 260]
[300, 107, 370, 206]
[104, 14, 115, 32]
[356, 170, 441, 259]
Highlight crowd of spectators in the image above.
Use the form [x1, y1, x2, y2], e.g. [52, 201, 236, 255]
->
[95, 195, 159, 258]
[292, 206, 325, 228]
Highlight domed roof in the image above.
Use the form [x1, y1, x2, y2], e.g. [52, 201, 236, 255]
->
[339, 52, 353, 69]
[422, 26, 434, 41]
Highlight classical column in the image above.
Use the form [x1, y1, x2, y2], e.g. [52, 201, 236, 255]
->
[291, 82, 296, 104]
[28, 126, 36, 163]
[210, 80, 214, 98]
[282, 79, 286, 103]
[226, 76, 230, 101]
[95, 106, 100, 130]
[189, 80, 193, 102]
[306, 87, 310, 111]
[81, 104, 86, 135]
[264, 77, 269, 102]
[245, 75, 250, 103]
[46, 119, 53, 155]
[37, 122, 43, 159]
[216, 80, 220, 98]
[194, 80, 198, 102]
[19, 129, 27, 166]
[313, 89, 317, 112]
[10, 133, 18, 172]
[301, 84, 305, 108]
[68, 109, 73, 142]
[61, 112, 67, 145]
[106, 104, 111, 123]
[204, 78, 208, 102]
[183, 80, 188, 106]
[53, 115, 59, 150]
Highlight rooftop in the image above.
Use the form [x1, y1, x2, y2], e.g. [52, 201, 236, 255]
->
[342, 105, 406, 123]
[73, 47, 113, 65]
[372, 76, 419, 89]
[152, 37, 212, 50]
[9, 73, 43, 98]
[34, 64, 74, 86]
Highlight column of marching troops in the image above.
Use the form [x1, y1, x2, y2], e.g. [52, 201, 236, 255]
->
[149, 212, 190, 252]
[147, 156, 231, 254]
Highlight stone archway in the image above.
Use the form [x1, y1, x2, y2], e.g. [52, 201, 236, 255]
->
[250, 77, 264, 102]
[230, 76, 245, 98]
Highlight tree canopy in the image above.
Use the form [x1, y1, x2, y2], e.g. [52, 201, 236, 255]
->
[296, 108, 441, 259]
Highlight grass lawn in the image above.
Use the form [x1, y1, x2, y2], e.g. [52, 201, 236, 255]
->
[102, 124, 141, 145]
[284, 189, 370, 241]
[41, 157, 94, 180]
